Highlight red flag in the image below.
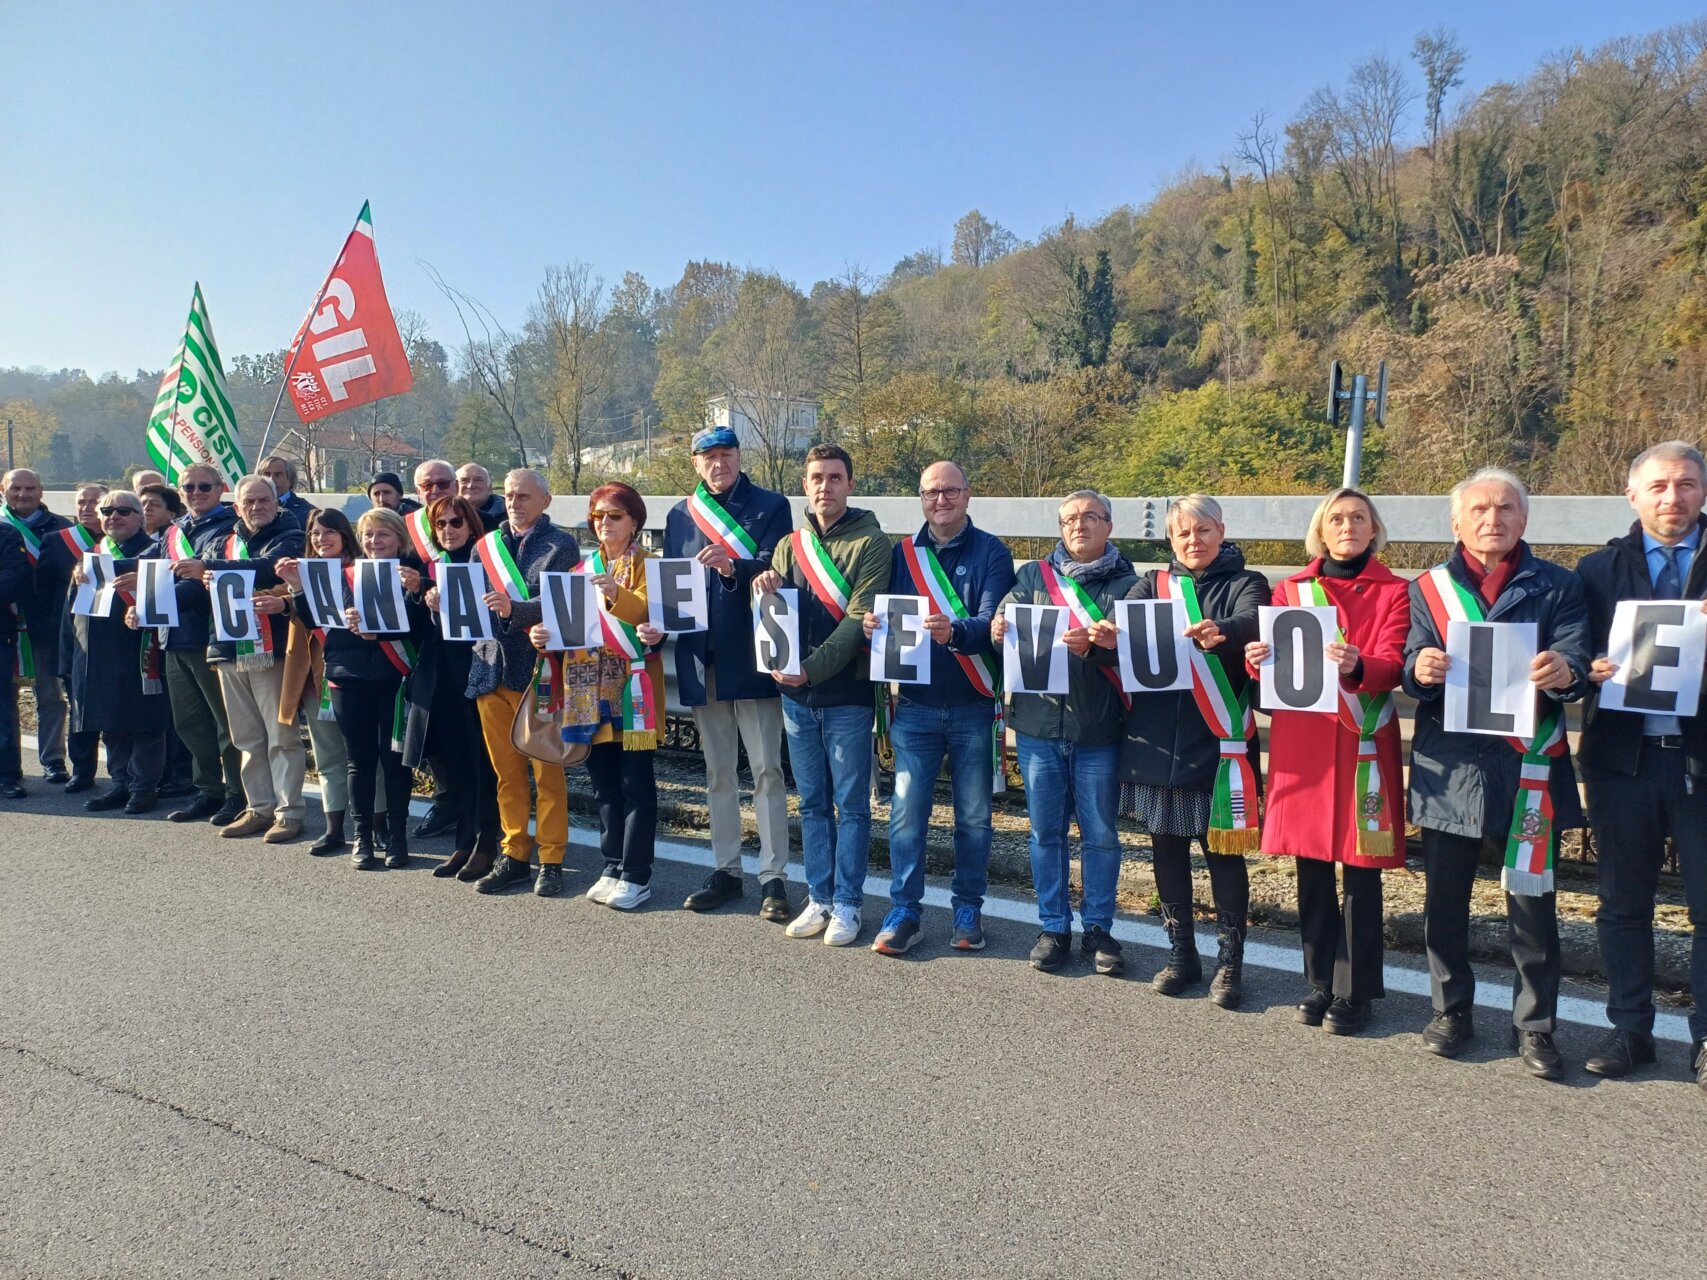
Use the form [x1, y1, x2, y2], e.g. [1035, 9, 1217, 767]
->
[283, 201, 413, 422]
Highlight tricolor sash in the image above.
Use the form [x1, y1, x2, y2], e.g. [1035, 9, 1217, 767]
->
[688, 483, 759, 559]
[476, 530, 529, 601]
[60, 524, 98, 558]
[222, 532, 276, 668]
[1416, 565, 1568, 895]
[163, 525, 194, 561]
[405, 507, 442, 564]
[791, 528, 851, 620]
[901, 539, 1006, 793]
[1280, 577, 1396, 857]
[1, 509, 42, 565]
[1037, 561, 1131, 712]
[378, 637, 418, 754]
[579, 549, 657, 749]
[1156, 570, 1260, 852]
[101, 535, 164, 695]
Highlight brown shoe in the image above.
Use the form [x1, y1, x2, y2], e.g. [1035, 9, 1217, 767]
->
[220, 809, 273, 838]
[263, 817, 304, 844]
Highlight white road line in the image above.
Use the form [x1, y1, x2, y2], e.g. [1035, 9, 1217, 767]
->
[24, 734, 1695, 1044]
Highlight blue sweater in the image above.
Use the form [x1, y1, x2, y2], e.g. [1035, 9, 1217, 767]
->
[662, 473, 793, 706]
[887, 519, 1015, 708]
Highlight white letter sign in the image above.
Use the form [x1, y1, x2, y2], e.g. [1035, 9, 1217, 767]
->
[1599, 599, 1707, 717]
[869, 594, 931, 685]
[1258, 605, 1339, 715]
[209, 570, 259, 643]
[1002, 604, 1070, 695]
[753, 587, 802, 677]
[1445, 620, 1538, 739]
[645, 557, 709, 634]
[1115, 598, 1193, 694]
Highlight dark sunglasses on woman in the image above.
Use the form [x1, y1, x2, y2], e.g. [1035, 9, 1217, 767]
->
[433, 516, 466, 530]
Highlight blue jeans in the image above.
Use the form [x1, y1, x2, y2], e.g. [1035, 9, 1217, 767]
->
[887, 699, 994, 916]
[1015, 732, 1120, 934]
[781, 699, 873, 908]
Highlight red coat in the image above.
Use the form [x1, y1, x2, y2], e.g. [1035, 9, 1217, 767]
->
[1254, 557, 1410, 869]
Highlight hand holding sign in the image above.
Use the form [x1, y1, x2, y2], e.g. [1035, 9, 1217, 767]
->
[72, 553, 116, 616]
[1002, 604, 1070, 694]
[1597, 599, 1707, 716]
[209, 571, 259, 642]
[753, 586, 802, 677]
[1445, 621, 1538, 738]
[1115, 599, 1193, 693]
[869, 594, 931, 685]
[645, 557, 709, 634]
[538, 572, 602, 650]
[297, 559, 348, 629]
[134, 558, 180, 629]
[437, 562, 496, 643]
[1257, 605, 1339, 714]
[352, 560, 409, 634]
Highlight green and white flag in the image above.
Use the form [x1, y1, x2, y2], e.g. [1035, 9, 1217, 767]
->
[145, 284, 248, 486]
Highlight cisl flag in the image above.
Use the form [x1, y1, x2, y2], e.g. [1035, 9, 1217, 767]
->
[283, 201, 413, 422]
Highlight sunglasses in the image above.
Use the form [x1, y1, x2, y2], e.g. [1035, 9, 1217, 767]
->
[422, 479, 454, 492]
[98, 505, 140, 517]
[591, 510, 629, 522]
[182, 482, 217, 493]
[433, 516, 466, 531]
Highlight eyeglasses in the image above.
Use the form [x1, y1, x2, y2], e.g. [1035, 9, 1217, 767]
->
[920, 487, 967, 502]
[98, 505, 140, 517]
[433, 516, 466, 531]
[1059, 512, 1109, 527]
[591, 510, 629, 523]
[182, 482, 217, 493]
[421, 479, 454, 492]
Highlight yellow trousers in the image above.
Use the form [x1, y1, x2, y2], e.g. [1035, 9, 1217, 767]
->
[476, 685, 569, 866]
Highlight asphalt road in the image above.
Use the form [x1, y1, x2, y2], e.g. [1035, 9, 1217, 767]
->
[4, 780, 1706, 1280]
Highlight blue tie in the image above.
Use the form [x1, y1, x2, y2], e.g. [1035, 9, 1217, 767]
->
[1656, 545, 1683, 598]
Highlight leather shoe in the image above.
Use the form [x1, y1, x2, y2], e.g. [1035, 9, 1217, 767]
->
[411, 806, 455, 839]
[169, 794, 225, 823]
[1422, 1010, 1474, 1058]
[476, 855, 533, 895]
[63, 775, 95, 794]
[43, 765, 71, 785]
[1295, 988, 1333, 1026]
[124, 791, 159, 815]
[1515, 1029, 1565, 1081]
[1324, 998, 1373, 1036]
[220, 809, 273, 838]
[84, 787, 130, 812]
[759, 878, 792, 923]
[263, 817, 304, 844]
[1584, 1027, 1656, 1078]
[0, 780, 26, 800]
[209, 798, 244, 826]
[684, 869, 743, 912]
[534, 864, 562, 897]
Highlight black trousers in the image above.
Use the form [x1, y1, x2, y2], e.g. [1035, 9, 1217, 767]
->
[1151, 833, 1249, 919]
[1585, 742, 1707, 1044]
[63, 677, 100, 782]
[0, 637, 18, 783]
[427, 694, 501, 851]
[104, 731, 166, 795]
[586, 742, 657, 885]
[331, 679, 411, 847]
[1422, 828, 1559, 1031]
[1297, 859, 1385, 1001]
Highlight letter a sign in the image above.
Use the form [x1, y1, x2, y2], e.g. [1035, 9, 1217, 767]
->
[283, 202, 413, 423]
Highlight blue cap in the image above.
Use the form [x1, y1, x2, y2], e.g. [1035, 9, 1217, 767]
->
[691, 426, 741, 455]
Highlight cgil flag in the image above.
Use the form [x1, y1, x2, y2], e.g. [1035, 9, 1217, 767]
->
[144, 284, 248, 486]
[282, 201, 413, 422]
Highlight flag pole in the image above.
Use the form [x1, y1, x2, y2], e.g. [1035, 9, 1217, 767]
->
[256, 202, 366, 461]
[163, 283, 196, 486]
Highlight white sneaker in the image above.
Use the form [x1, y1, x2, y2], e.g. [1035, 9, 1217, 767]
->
[586, 874, 620, 904]
[605, 880, 651, 911]
[784, 899, 832, 938]
[824, 904, 862, 947]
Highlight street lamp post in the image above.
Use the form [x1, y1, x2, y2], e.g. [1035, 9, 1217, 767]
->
[1327, 361, 1387, 488]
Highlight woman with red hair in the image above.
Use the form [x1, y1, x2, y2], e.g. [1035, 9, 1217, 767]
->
[531, 482, 666, 910]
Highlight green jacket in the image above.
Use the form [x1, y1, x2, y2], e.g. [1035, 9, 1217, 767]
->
[769, 506, 892, 708]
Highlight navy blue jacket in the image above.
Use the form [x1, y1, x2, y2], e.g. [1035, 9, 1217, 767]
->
[887, 519, 1015, 708]
[18, 507, 77, 672]
[0, 524, 28, 643]
[663, 473, 793, 706]
[200, 512, 306, 663]
[277, 491, 317, 529]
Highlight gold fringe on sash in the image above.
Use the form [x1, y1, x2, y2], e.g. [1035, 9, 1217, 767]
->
[1356, 829, 1395, 858]
[1207, 827, 1263, 854]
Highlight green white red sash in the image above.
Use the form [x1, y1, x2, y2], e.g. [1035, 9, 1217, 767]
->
[1281, 577, 1396, 857]
[475, 530, 529, 601]
[1, 509, 42, 565]
[901, 539, 1007, 792]
[60, 524, 98, 558]
[222, 532, 276, 668]
[1037, 561, 1131, 711]
[688, 483, 759, 558]
[581, 549, 657, 748]
[1156, 570, 1260, 852]
[405, 507, 442, 564]
[1417, 565, 1568, 895]
[379, 636, 418, 754]
[791, 528, 851, 620]
[163, 524, 194, 561]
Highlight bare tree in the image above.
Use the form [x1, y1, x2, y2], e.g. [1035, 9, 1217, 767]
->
[817, 264, 898, 446]
[1413, 27, 1468, 158]
[1298, 55, 1416, 275]
[704, 273, 818, 490]
[422, 261, 534, 468]
[531, 263, 612, 494]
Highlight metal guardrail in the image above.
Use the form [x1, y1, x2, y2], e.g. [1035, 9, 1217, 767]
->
[41, 491, 1634, 546]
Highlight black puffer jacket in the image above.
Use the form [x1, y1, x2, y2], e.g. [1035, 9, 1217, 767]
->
[1111, 544, 1268, 791]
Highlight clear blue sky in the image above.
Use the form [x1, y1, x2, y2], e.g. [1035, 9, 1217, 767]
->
[4, 0, 1700, 376]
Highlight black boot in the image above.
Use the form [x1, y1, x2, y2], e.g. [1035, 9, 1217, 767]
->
[350, 815, 378, 870]
[476, 854, 533, 894]
[1209, 910, 1247, 1009]
[436, 848, 472, 879]
[1151, 904, 1202, 995]
[458, 831, 500, 883]
[384, 812, 411, 869]
[310, 810, 347, 856]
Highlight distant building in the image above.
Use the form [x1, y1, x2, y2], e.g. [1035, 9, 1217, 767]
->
[285, 425, 417, 491]
[704, 392, 819, 454]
